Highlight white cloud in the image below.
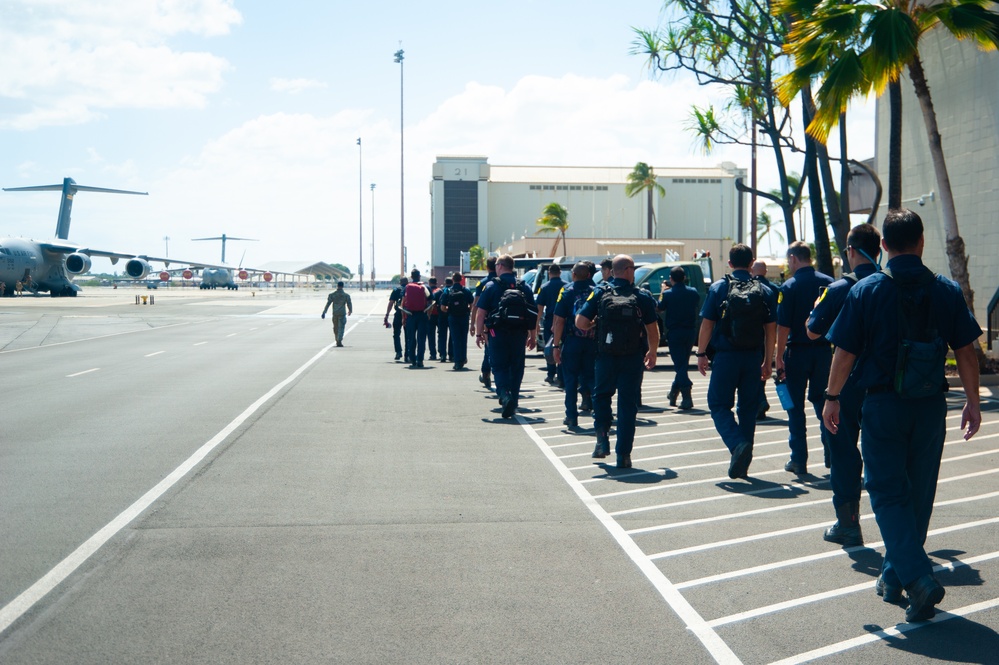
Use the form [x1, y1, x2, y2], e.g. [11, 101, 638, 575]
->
[0, 0, 240, 129]
[270, 78, 328, 95]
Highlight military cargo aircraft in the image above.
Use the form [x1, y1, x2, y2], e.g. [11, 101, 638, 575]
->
[1, 178, 272, 295]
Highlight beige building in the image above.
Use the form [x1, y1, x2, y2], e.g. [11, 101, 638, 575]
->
[873, 27, 998, 345]
[429, 156, 748, 281]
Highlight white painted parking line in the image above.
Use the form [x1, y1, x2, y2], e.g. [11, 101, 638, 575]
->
[144, 351, 165, 357]
[516, 416, 742, 665]
[766, 598, 999, 665]
[707, 550, 999, 628]
[675, 515, 999, 588]
[194, 341, 208, 346]
[66, 368, 99, 378]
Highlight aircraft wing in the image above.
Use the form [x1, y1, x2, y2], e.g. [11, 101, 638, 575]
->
[37, 241, 233, 270]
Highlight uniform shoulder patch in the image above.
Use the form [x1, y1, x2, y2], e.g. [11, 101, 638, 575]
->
[777, 291, 784, 304]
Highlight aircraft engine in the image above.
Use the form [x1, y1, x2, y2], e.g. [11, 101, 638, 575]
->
[64, 252, 92, 275]
[125, 258, 151, 279]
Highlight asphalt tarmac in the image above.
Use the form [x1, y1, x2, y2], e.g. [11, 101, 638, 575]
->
[1, 287, 997, 664]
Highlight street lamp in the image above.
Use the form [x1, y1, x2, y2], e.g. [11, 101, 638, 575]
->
[394, 47, 405, 278]
[357, 137, 364, 287]
[370, 183, 376, 284]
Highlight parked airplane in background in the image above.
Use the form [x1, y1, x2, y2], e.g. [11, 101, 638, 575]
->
[192, 234, 258, 290]
[1, 177, 266, 296]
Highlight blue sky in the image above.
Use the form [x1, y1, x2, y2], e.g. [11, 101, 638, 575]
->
[0, 0, 874, 276]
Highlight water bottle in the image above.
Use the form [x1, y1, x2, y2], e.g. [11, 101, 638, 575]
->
[775, 379, 794, 410]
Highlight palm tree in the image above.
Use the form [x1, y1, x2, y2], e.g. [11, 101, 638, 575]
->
[535, 202, 569, 257]
[756, 211, 786, 257]
[777, 0, 999, 319]
[625, 162, 666, 239]
[769, 172, 808, 240]
[469, 244, 485, 271]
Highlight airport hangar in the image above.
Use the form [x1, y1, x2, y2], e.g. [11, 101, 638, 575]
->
[429, 156, 748, 281]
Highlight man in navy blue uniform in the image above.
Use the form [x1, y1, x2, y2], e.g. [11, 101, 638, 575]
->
[383, 276, 409, 362]
[806, 223, 882, 547]
[576, 255, 660, 469]
[775, 242, 835, 475]
[552, 261, 597, 428]
[696, 243, 777, 479]
[823, 208, 981, 622]
[659, 266, 701, 410]
[536, 264, 566, 386]
[442, 272, 473, 370]
[471, 257, 498, 390]
[474, 254, 538, 418]
[426, 277, 441, 361]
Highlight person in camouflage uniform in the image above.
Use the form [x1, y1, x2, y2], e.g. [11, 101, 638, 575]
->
[321, 281, 353, 347]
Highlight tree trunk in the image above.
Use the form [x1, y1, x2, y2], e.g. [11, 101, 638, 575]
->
[888, 79, 903, 210]
[802, 93, 833, 275]
[906, 54, 976, 317]
[647, 187, 654, 239]
[838, 115, 852, 270]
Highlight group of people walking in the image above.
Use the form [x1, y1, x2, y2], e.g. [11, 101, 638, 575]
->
[692, 210, 981, 624]
[328, 208, 982, 624]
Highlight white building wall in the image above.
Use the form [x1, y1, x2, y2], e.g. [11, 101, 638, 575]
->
[875, 27, 999, 320]
[431, 157, 747, 269]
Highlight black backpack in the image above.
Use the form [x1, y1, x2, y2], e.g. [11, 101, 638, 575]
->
[718, 275, 769, 350]
[485, 280, 538, 331]
[447, 287, 470, 317]
[885, 267, 947, 399]
[596, 284, 645, 355]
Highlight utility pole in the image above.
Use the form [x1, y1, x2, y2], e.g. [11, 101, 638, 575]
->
[395, 46, 405, 278]
[370, 183, 376, 284]
[357, 137, 364, 287]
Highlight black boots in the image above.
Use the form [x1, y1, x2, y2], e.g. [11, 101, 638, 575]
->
[679, 388, 693, 410]
[823, 501, 864, 547]
[668, 387, 679, 407]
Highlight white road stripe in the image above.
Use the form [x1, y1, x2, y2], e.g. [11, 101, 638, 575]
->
[674, 515, 999, 588]
[766, 598, 999, 665]
[193, 341, 208, 346]
[66, 368, 99, 378]
[708, 550, 999, 628]
[0, 330, 349, 637]
[516, 417, 742, 664]
[144, 351, 165, 358]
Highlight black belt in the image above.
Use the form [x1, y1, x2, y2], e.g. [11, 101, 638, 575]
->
[867, 385, 892, 394]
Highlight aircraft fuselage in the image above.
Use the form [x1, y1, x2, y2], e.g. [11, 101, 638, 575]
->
[0, 238, 78, 296]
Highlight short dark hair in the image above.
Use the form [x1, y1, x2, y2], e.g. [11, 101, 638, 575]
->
[548, 264, 561, 275]
[847, 223, 882, 260]
[497, 254, 514, 270]
[600, 258, 613, 271]
[670, 266, 686, 284]
[444, 278, 453, 286]
[787, 240, 811, 263]
[428, 277, 437, 285]
[399, 277, 408, 286]
[452, 271, 463, 283]
[583, 260, 597, 277]
[882, 208, 923, 252]
[729, 243, 754, 269]
[410, 269, 421, 280]
[337, 281, 344, 287]
[486, 256, 497, 270]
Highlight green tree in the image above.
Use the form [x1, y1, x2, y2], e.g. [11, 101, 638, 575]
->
[756, 211, 786, 257]
[328, 263, 353, 280]
[469, 244, 486, 271]
[778, 0, 999, 316]
[535, 202, 570, 257]
[624, 162, 666, 239]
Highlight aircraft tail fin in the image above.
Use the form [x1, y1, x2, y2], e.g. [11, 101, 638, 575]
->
[2, 177, 147, 240]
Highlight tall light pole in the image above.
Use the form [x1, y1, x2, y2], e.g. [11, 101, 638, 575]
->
[394, 47, 405, 278]
[357, 137, 364, 286]
[370, 183, 376, 284]
[163, 235, 170, 258]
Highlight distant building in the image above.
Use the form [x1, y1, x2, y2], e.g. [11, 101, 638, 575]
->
[429, 156, 748, 280]
[873, 28, 998, 329]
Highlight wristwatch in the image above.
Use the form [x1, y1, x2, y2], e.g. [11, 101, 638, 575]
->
[823, 390, 840, 402]
[695, 352, 707, 358]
